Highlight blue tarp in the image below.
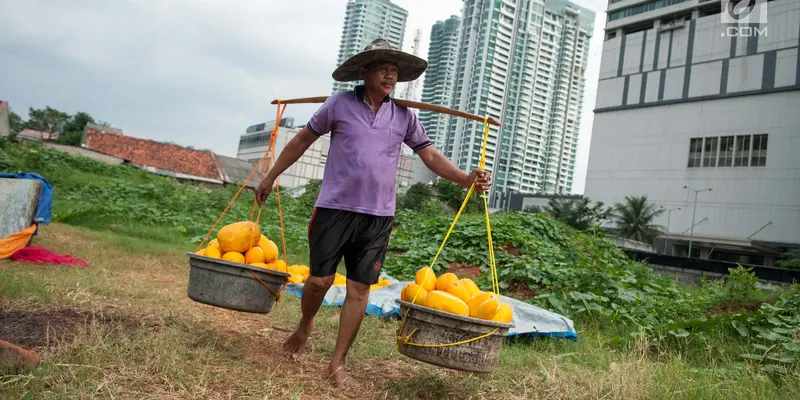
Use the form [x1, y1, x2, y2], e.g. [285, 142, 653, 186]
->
[284, 274, 578, 340]
[0, 172, 53, 225]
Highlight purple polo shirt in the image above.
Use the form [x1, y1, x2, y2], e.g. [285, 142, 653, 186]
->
[306, 85, 432, 217]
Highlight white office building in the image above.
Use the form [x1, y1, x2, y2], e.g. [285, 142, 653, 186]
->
[332, 0, 408, 94]
[585, 0, 800, 265]
[446, 0, 594, 206]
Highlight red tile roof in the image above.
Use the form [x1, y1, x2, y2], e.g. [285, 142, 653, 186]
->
[84, 129, 223, 181]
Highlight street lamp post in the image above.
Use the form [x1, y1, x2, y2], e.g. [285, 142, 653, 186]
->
[661, 206, 681, 255]
[684, 185, 712, 258]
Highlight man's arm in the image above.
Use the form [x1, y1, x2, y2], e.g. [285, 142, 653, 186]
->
[255, 127, 319, 205]
[416, 146, 491, 191]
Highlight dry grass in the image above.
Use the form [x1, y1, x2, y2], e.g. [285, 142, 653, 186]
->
[1, 223, 797, 399]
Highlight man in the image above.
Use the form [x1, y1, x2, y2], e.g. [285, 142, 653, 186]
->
[254, 38, 491, 387]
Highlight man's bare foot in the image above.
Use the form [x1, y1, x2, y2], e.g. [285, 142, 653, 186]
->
[283, 323, 311, 360]
[328, 363, 349, 388]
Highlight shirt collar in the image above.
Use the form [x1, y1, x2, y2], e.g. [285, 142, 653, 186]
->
[355, 85, 391, 103]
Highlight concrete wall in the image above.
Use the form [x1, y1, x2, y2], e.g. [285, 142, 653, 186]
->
[0, 101, 9, 137]
[41, 142, 125, 165]
[595, 0, 800, 112]
[609, 237, 655, 252]
[648, 264, 788, 287]
[586, 90, 800, 245]
[0, 179, 41, 238]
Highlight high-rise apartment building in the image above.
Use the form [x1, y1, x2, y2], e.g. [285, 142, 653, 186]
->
[446, 0, 594, 205]
[585, 0, 800, 264]
[419, 16, 461, 151]
[332, 0, 409, 94]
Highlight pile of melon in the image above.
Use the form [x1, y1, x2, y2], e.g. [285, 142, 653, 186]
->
[195, 221, 393, 290]
[400, 267, 513, 323]
[194, 221, 308, 282]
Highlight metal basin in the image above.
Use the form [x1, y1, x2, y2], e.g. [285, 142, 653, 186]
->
[187, 252, 290, 314]
[396, 299, 512, 373]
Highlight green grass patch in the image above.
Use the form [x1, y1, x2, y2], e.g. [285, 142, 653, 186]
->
[0, 267, 52, 301]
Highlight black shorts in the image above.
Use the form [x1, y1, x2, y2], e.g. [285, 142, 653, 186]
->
[307, 207, 393, 285]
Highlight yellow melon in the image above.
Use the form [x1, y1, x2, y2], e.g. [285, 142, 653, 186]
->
[445, 280, 472, 303]
[259, 235, 279, 262]
[370, 284, 381, 291]
[288, 265, 310, 276]
[249, 262, 269, 269]
[266, 261, 288, 273]
[415, 267, 437, 292]
[194, 248, 206, 256]
[208, 239, 219, 249]
[460, 278, 481, 298]
[333, 273, 347, 286]
[378, 277, 391, 287]
[401, 283, 428, 305]
[204, 246, 222, 259]
[222, 251, 246, 264]
[217, 221, 261, 253]
[288, 273, 305, 284]
[492, 301, 513, 323]
[245, 247, 267, 264]
[467, 292, 501, 320]
[423, 290, 469, 316]
[435, 272, 459, 291]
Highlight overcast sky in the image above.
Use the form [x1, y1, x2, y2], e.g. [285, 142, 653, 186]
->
[0, 0, 607, 194]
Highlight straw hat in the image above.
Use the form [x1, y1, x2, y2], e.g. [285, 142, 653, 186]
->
[332, 38, 427, 83]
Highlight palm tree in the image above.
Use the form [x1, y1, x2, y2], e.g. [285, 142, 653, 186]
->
[544, 197, 614, 231]
[612, 195, 665, 243]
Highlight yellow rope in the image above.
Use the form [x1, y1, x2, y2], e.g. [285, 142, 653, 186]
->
[399, 327, 500, 348]
[396, 116, 501, 350]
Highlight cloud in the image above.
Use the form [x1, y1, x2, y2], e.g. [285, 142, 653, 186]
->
[0, 0, 344, 156]
[0, 0, 607, 193]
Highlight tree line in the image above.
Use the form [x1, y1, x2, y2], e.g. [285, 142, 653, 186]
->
[394, 180, 667, 245]
[7, 105, 107, 146]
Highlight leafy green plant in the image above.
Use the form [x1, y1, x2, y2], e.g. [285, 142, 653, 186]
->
[4, 140, 798, 379]
[433, 178, 482, 213]
[398, 182, 433, 211]
[777, 249, 800, 270]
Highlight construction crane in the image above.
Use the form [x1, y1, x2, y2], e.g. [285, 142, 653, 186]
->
[403, 29, 422, 102]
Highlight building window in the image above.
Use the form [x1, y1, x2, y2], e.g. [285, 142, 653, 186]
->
[688, 134, 767, 169]
[751, 134, 768, 166]
[688, 138, 702, 168]
[702, 137, 718, 167]
[608, 0, 688, 21]
[734, 135, 751, 167]
[718, 136, 734, 167]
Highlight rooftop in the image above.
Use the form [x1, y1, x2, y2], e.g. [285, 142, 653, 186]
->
[83, 128, 223, 181]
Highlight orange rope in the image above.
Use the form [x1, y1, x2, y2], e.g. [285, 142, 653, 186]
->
[194, 102, 288, 253]
[250, 270, 288, 301]
[250, 103, 284, 221]
[273, 143, 289, 264]
[195, 155, 268, 252]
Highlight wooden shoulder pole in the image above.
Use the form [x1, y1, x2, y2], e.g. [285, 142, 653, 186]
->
[271, 97, 501, 127]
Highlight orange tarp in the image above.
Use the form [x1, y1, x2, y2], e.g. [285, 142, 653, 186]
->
[0, 225, 36, 259]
